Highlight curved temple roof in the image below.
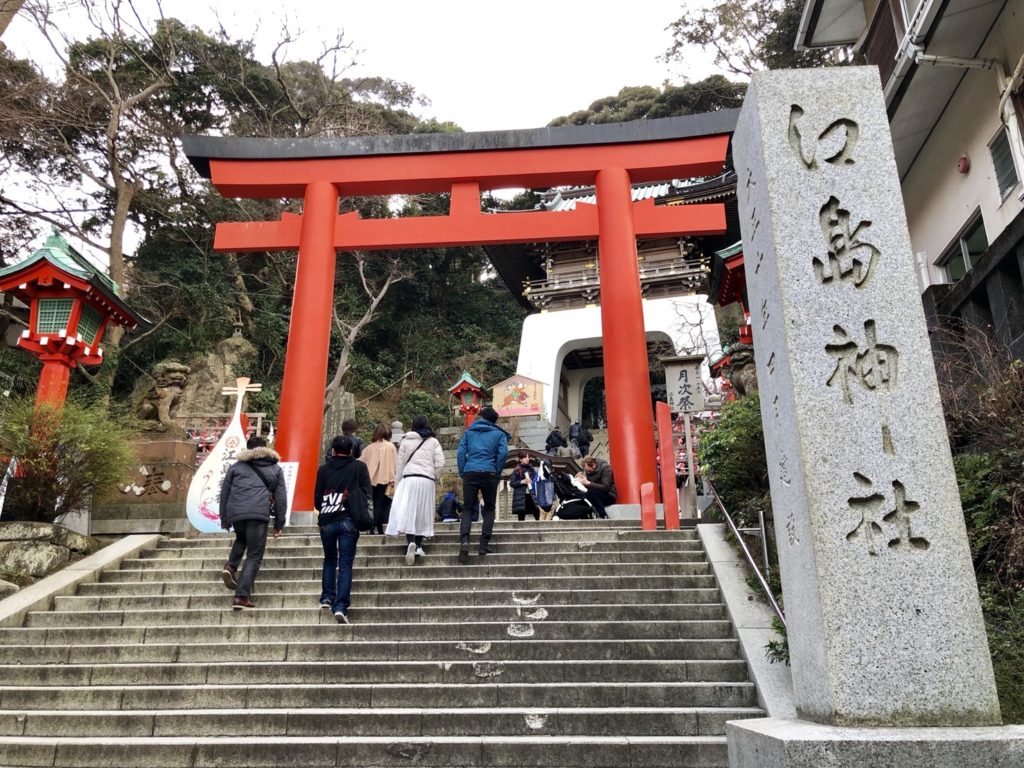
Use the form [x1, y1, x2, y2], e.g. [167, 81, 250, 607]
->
[182, 110, 741, 179]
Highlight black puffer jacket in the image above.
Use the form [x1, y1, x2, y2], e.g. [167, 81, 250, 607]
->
[219, 447, 288, 530]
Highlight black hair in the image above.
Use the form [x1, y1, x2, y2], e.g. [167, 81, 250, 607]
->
[331, 435, 354, 455]
[479, 406, 499, 423]
[246, 436, 267, 450]
[411, 414, 430, 431]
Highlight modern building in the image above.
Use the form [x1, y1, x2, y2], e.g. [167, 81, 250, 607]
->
[798, 0, 1024, 355]
[485, 173, 740, 427]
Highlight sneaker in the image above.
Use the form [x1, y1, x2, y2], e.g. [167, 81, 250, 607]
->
[232, 597, 255, 610]
[221, 564, 237, 590]
[415, 547, 426, 557]
[334, 611, 350, 624]
[405, 542, 417, 566]
[551, 516, 561, 521]
[457, 545, 470, 565]
[319, 601, 332, 614]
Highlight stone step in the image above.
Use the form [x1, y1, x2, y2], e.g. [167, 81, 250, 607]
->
[0, 705, 763, 737]
[25, 602, 730, 628]
[0, 659, 751, 687]
[0, 680, 758, 710]
[0, 734, 729, 768]
[79, 573, 720, 596]
[0, 619, 739, 646]
[54, 587, 723, 611]
[0, 638, 743, 665]
[125, 551, 709, 570]
[99, 562, 711, 583]
[150, 538, 705, 554]
[156, 528, 701, 548]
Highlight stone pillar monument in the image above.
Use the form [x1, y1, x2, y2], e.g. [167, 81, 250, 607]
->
[728, 67, 1023, 765]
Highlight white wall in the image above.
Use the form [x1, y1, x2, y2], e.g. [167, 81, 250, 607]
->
[901, 0, 1024, 285]
[515, 295, 720, 423]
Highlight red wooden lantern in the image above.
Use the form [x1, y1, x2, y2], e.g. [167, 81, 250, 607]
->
[0, 229, 144, 407]
[448, 371, 486, 428]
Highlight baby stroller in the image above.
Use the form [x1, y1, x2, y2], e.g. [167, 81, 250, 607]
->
[550, 471, 595, 520]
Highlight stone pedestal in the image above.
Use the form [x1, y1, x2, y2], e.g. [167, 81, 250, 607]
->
[728, 66, 1022, 765]
[728, 719, 1024, 768]
[91, 439, 196, 535]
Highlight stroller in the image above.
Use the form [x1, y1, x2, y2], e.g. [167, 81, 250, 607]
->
[550, 471, 595, 520]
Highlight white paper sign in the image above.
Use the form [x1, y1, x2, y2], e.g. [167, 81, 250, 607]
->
[0, 458, 17, 520]
[278, 461, 299, 527]
[663, 355, 706, 413]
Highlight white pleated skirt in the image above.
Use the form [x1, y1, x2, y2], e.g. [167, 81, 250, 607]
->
[385, 476, 436, 538]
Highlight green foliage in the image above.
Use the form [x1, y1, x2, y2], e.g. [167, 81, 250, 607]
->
[0, 399, 134, 524]
[664, 0, 841, 77]
[980, 594, 1024, 722]
[397, 390, 448, 427]
[698, 393, 770, 527]
[548, 76, 744, 127]
[764, 616, 790, 665]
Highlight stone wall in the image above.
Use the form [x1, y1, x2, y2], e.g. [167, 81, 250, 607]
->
[0, 522, 101, 596]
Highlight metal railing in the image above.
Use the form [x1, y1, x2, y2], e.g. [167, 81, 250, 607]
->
[705, 481, 787, 631]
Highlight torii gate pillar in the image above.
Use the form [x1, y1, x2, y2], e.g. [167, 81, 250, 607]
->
[275, 181, 339, 510]
[596, 167, 658, 503]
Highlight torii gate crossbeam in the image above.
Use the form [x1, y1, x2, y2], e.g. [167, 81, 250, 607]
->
[183, 111, 738, 513]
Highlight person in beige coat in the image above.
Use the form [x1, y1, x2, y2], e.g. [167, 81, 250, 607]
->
[359, 423, 398, 535]
[385, 415, 446, 565]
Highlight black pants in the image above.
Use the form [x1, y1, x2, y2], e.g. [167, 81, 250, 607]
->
[371, 483, 391, 535]
[516, 494, 540, 521]
[584, 488, 614, 519]
[227, 520, 268, 598]
[461, 471, 498, 547]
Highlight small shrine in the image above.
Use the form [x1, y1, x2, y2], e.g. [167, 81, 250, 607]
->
[0, 228, 144, 406]
[448, 370, 486, 428]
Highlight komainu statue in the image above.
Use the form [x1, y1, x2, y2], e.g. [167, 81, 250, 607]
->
[728, 343, 759, 397]
[136, 362, 190, 431]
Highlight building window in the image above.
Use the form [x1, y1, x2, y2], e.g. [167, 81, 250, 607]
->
[77, 304, 103, 344]
[990, 128, 1020, 200]
[939, 215, 988, 283]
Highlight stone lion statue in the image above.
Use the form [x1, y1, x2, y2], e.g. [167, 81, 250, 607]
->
[727, 343, 759, 398]
[136, 362, 190, 431]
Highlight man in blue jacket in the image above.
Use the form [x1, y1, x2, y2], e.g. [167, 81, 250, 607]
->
[456, 406, 509, 564]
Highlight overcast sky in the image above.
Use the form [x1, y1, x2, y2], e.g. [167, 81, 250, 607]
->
[203, 1, 722, 131]
[7, 1, 723, 132]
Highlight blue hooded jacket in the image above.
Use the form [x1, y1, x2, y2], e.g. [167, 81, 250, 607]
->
[457, 419, 510, 476]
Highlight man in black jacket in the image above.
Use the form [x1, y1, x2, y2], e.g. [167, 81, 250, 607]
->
[219, 436, 288, 610]
[314, 435, 371, 624]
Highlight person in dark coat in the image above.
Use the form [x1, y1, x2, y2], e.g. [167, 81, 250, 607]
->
[456, 406, 510, 563]
[576, 455, 617, 520]
[545, 425, 568, 456]
[219, 436, 288, 610]
[509, 452, 540, 521]
[341, 418, 364, 459]
[576, 424, 592, 460]
[314, 435, 372, 624]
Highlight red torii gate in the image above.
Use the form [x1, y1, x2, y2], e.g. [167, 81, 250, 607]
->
[183, 112, 736, 512]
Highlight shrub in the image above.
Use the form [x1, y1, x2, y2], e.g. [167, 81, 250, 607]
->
[397, 390, 447, 426]
[0, 399, 134, 524]
[697, 392, 770, 528]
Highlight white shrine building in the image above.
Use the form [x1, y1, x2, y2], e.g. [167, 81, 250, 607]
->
[485, 174, 741, 428]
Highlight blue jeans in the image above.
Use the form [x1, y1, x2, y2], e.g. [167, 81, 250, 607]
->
[319, 517, 359, 613]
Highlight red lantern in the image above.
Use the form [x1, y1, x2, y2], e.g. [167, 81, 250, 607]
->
[448, 371, 487, 428]
[0, 229, 144, 408]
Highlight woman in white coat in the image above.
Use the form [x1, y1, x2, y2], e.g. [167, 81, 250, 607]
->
[386, 414, 445, 565]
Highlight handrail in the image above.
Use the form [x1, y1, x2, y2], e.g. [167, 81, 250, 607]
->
[705, 480, 787, 631]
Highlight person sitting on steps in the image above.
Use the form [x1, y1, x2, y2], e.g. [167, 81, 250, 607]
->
[576, 455, 617, 520]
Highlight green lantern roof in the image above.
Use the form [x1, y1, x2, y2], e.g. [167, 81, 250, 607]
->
[0, 227, 145, 328]
[448, 370, 483, 393]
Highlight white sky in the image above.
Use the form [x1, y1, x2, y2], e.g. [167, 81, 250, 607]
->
[202, 1, 721, 131]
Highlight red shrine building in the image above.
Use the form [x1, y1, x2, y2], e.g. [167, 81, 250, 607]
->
[182, 111, 738, 509]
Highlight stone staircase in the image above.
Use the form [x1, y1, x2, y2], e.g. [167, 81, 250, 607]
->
[0, 520, 762, 767]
